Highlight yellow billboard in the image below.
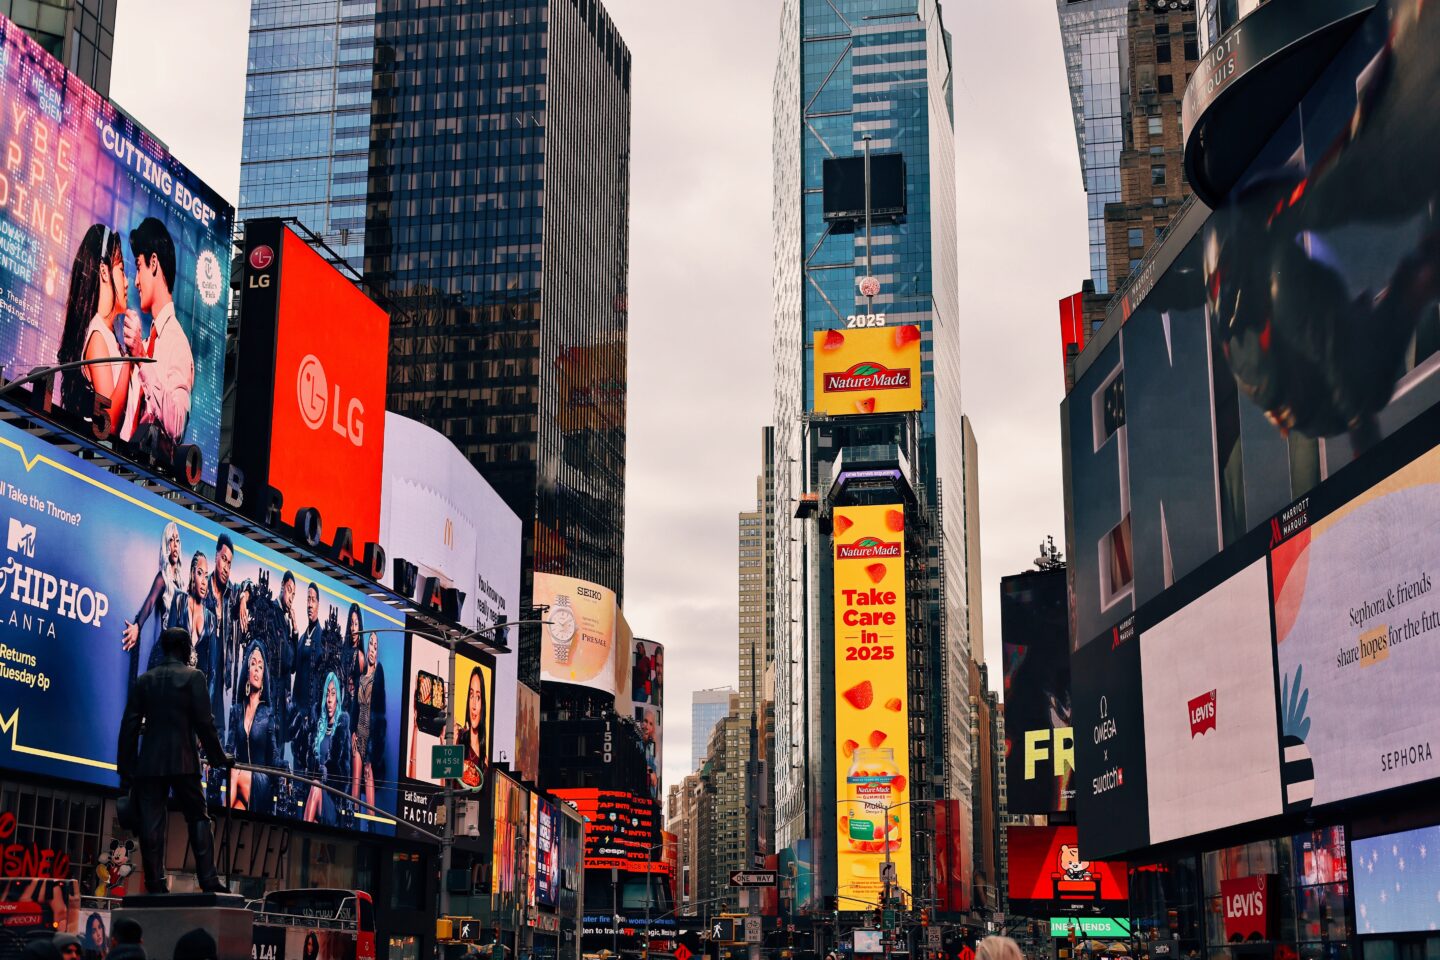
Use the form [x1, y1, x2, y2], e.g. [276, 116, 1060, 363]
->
[833, 503, 912, 909]
[812, 325, 923, 416]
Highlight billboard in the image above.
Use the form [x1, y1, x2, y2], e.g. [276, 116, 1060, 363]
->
[0, 15, 232, 481]
[551, 788, 664, 872]
[1064, 0, 1440, 650]
[233, 220, 389, 547]
[1353, 824, 1440, 934]
[1140, 559, 1283, 843]
[1272, 442, 1440, 808]
[452, 649, 495, 793]
[933, 798, 972, 913]
[515, 681, 540, 783]
[535, 572, 617, 692]
[491, 772, 528, 898]
[1005, 825, 1128, 914]
[1001, 567, 1074, 814]
[832, 503, 912, 909]
[535, 796, 561, 908]
[379, 411, 523, 767]
[812, 326, 922, 416]
[0, 417, 404, 831]
[1073, 620, 1149, 861]
[631, 639, 664, 799]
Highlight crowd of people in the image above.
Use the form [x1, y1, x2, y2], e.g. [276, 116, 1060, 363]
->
[22, 916, 212, 960]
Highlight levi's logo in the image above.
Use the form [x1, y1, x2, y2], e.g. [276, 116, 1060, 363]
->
[823, 361, 912, 394]
[1188, 689, 1217, 737]
[837, 536, 902, 560]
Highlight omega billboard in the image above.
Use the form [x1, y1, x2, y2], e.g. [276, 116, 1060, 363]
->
[231, 219, 389, 549]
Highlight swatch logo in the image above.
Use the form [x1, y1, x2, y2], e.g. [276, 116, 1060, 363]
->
[1188, 689, 1217, 737]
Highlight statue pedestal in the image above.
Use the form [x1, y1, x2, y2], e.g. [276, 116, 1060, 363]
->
[115, 893, 253, 960]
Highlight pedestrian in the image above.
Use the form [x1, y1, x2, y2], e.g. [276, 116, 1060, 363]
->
[976, 937, 1023, 960]
[174, 929, 217, 960]
[107, 916, 146, 960]
[23, 940, 61, 960]
[53, 935, 83, 960]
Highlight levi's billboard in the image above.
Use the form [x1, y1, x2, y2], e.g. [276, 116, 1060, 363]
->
[832, 503, 912, 909]
[812, 326, 922, 416]
[232, 219, 389, 548]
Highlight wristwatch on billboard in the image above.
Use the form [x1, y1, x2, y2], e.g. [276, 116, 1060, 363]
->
[549, 595, 578, 665]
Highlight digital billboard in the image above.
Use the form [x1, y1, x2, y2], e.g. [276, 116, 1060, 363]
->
[1006, 825, 1128, 914]
[0, 15, 232, 481]
[0, 417, 404, 831]
[535, 796, 560, 908]
[1272, 442, 1440, 808]
[535, 572, 617, 693]
[812, 326, 922, 416]
[1064, 0, 1440, 650]
[491, 772, 528, 899]
[380, 411, 523, 768]
[1140, 560, 1283, 843]
[1001, 567, 1074, 814]
[551, 788, 665, 872]
[233, 220, 389, 547]
[832, 503, 912, 909]
[452, 649, 494, 793]
[1073, 619, 1149, 861]
[515, 681, 540, 784]
[1353, 823, 1440, 935]
[630, 639, 664, 799]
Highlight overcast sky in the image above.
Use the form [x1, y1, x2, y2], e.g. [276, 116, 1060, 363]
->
[112, 0, 1085, 795]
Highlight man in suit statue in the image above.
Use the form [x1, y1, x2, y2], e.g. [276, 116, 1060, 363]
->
[118, 626, 233, 894]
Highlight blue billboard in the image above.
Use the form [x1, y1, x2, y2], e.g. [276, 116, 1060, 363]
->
[0, 419, 403, 833]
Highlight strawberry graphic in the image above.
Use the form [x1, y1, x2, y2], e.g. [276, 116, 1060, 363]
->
[843, 680, 874, 710]
[865, 563, 887, 584]
[893, 324, 921, 350]
[834, 514, 853, 536]
[842, 738, 859, 758]
[891, 774, 907, 793]
[855, 397, 877, 414]
[885, 697, 903, 712]
[822, 329, 846, 351]
[885, 509, 904, 532]
[868, 730, 887, 748]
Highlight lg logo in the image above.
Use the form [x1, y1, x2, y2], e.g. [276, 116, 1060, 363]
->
[296, 354, 365, 446]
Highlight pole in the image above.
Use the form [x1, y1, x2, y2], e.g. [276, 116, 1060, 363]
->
[0, 356, 153, 399]
[612, 866, 620, 959]
[441, 637, 458, 919]
[863, 134, 874, 316]
[882, 801, 892, 960]
[646, 862, 652, 960]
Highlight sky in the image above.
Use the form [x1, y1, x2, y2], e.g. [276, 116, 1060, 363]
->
[111, 0, 1086, 796]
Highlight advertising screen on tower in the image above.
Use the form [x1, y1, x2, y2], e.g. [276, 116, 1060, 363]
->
[0, 417, 404, 831]
[451, 650, 494, 794]
[812, 326, 922, 416]
[233, 220, 390, 547]
[535, 572, 618, 693]
[551, 788, 666, 872]
[1353, 824, 1440, 934]
[1001, 567, 1074, 815]
[832, 503, 912, 910]
[1006, 825, 1129, 914]
[0, 15, 232, 482]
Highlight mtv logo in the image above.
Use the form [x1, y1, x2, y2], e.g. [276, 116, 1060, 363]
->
[7, 518, 35, 557]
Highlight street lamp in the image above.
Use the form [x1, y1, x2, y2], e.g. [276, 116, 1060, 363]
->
[832, 797, 948, 960]
[642, 837, 680, 960]
[0, 357, 154, 399]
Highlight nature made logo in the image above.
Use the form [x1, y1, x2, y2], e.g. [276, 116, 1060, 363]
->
[837, 536, 902, 561]
[1188, 689, 1217, 738]
[823, 361, 912, 394]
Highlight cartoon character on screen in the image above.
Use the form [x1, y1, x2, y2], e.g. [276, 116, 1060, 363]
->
[1058, 845, 1095, 882]
[94, 838, 135, 897]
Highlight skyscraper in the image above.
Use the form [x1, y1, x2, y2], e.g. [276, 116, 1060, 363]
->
[9, 0, 113, 96]
[1056, 0, 1130, 294]
[239, 0, 373, 271]
[771, 0, 970, 915]
[691, 686, 735, 772]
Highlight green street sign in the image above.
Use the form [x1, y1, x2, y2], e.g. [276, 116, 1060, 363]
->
[882, 910, 897, 931]
[1049, 918, 1132, 939]
[433, 744, 464, 779]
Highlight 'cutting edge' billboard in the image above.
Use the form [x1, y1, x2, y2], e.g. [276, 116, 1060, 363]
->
[812, 326, 922, 416]
[833, 503, 911, 908]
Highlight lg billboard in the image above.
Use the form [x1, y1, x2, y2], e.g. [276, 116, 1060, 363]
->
[232, 219, 389, 548]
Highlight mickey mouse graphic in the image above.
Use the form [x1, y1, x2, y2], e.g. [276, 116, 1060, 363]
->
[94, 838, 136, 897]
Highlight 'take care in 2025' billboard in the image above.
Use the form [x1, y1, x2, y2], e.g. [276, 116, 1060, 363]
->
[0, 15, 232, 481]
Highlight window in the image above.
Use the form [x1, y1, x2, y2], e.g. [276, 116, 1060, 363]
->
[1185, 40, 1199, 60]
[1158, 74, 1174, 93]
[1151, 164, 1166, 186]
[1128, 228, 1144, 248]
[1155, 22, 1170, 34]
[1156, 42, 1171, 63]
[1147, 116, 1163, 136]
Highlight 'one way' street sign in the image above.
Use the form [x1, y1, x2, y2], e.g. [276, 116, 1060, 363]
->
[729, 871, 778, 887]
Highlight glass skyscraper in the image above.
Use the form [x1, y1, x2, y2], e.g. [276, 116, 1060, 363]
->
[771, 0, 970, 910]
[239, 0, 631, 602]
[239, 0, 373, 272]
[691, 687, 735, 772]
[1056, 0, 1128, 294]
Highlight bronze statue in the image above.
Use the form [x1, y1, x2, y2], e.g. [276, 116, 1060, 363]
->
[117, 627, 233, 894]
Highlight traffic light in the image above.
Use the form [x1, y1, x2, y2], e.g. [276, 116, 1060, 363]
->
[920, 909, 930, 927]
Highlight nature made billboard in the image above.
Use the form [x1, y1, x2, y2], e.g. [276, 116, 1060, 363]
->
[832, 503, 912, 909]
[0, 14, 232, 481]
[812, 326, 922, 416]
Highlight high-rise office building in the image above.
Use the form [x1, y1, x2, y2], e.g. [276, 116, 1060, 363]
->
[238, 0, 373, 272]
[7, 0, 113, 96]
[368, 0, 631, 600]
[739, 427, 776, 713]
[772, 0, 970, 915]
[691, 686, 735, 772]
[1056, 0, 1130, 294]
